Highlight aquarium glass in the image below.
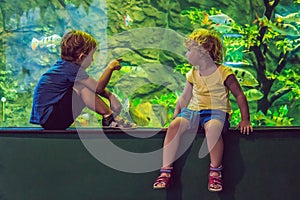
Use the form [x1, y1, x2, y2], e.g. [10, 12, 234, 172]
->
[0, 0, 299, 128]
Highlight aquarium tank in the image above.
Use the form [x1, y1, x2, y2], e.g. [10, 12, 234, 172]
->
[0, 0, 299, 128]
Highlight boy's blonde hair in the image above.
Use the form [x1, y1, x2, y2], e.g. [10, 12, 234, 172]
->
[60, 30, 97, 62]
[185, 28, 223, 64]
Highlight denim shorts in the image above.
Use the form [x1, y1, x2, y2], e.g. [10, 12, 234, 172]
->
[177, 108, 230, 132]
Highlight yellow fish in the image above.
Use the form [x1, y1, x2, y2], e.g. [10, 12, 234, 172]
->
[31, 34, 61, 50]
[244, 89, 264, 101]
[231, 68, 259, 87]
[129, 107, 151, 126]
[275, 12, 300, 23]
[74, 113, 90, 126]
[121, 98, 150, 126]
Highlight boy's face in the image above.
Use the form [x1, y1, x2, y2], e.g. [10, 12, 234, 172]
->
[80, 48, 96, 69]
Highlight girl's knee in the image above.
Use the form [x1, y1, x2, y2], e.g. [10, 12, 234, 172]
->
[205, 119, 223, 130]
[167, 117, 189, 134]
[204, 119, 224, 137]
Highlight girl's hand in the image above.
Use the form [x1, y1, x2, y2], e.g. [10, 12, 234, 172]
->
[236, 120, 253, 135]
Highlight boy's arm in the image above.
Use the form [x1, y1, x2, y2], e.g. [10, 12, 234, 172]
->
[78, 59, 122, 114]
[225, 74, 253, 134]
[173, 81, 193, 118]
[79, 59, 121, 94]
[96, 59, 121, 94]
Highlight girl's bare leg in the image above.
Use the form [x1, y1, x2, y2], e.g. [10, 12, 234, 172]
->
[154, 117, 189, 187]
[204, 119, 224, 168]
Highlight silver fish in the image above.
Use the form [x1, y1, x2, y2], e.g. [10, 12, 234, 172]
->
[208, 14, 235, 25]
[31, 34, 61, 50]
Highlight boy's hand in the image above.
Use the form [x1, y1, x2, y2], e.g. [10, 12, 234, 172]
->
[236, 120, 253, 135]
[108, 58, 122, 71]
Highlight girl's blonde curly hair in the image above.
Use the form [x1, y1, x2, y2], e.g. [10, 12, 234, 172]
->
[185, 28, 224, 64]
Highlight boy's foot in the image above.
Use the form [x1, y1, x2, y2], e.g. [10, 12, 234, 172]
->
[102, 113, 137, 129]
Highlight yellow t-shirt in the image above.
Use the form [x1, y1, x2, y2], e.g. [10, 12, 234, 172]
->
[186, 65, 233, 114]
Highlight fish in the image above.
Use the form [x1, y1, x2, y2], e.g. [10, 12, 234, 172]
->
[120, 98, 150, 126]
[31, 34, 62, 50]
[120, 66, 143, 73]
[201, 11, 212, 26]
[244, 89, 264, 101]
[119, 61, 147, 77]
[231, 68, 259, 87]
[74, 113, 90, 126]
[124, 13, 133, 27]
[254, 15, 300, 37]
[209, 23, 233, 33]
[222, 33, 243, 38]
[128, 106, 151, 126]
[20, 12, 27, 27]
[268, 0, 275, 6]
[223, 61, 252, 68]
[275, 12, 300, 23]
[208, 13, 235, 25]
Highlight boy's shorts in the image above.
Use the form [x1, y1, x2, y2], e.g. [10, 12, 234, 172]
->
[42, 89, 85, 130]
[177, 108, 230, 132]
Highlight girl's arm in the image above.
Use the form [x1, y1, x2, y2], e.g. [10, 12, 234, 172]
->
[173, 81, 193, 118]
[225, 74, 253, 134]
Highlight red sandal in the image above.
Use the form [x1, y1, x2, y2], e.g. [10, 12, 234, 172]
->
[208, 164, 223, 192]
[153, 168, 173, 189]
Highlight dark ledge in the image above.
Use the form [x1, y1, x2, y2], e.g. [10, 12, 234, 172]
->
[0, 126, 299, 135]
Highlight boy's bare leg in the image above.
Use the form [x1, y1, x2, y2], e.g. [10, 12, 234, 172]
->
[74, 83, 112, 116]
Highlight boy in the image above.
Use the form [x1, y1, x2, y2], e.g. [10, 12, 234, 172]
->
[30, 30, 136, 130]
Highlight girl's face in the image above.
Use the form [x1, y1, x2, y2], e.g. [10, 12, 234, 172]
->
[185, 44, 208, 66]
[80, 48, 96, 69]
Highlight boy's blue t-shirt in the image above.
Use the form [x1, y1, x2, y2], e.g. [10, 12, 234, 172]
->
[30, 59, 89, 125]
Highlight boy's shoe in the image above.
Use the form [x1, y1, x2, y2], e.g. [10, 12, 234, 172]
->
[102, 113, 137, 129]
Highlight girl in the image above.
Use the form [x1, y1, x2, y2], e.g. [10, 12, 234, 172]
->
[153, 28, 253, 192]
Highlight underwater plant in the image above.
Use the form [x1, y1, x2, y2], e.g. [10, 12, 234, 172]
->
[150, 92, 178, 127]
